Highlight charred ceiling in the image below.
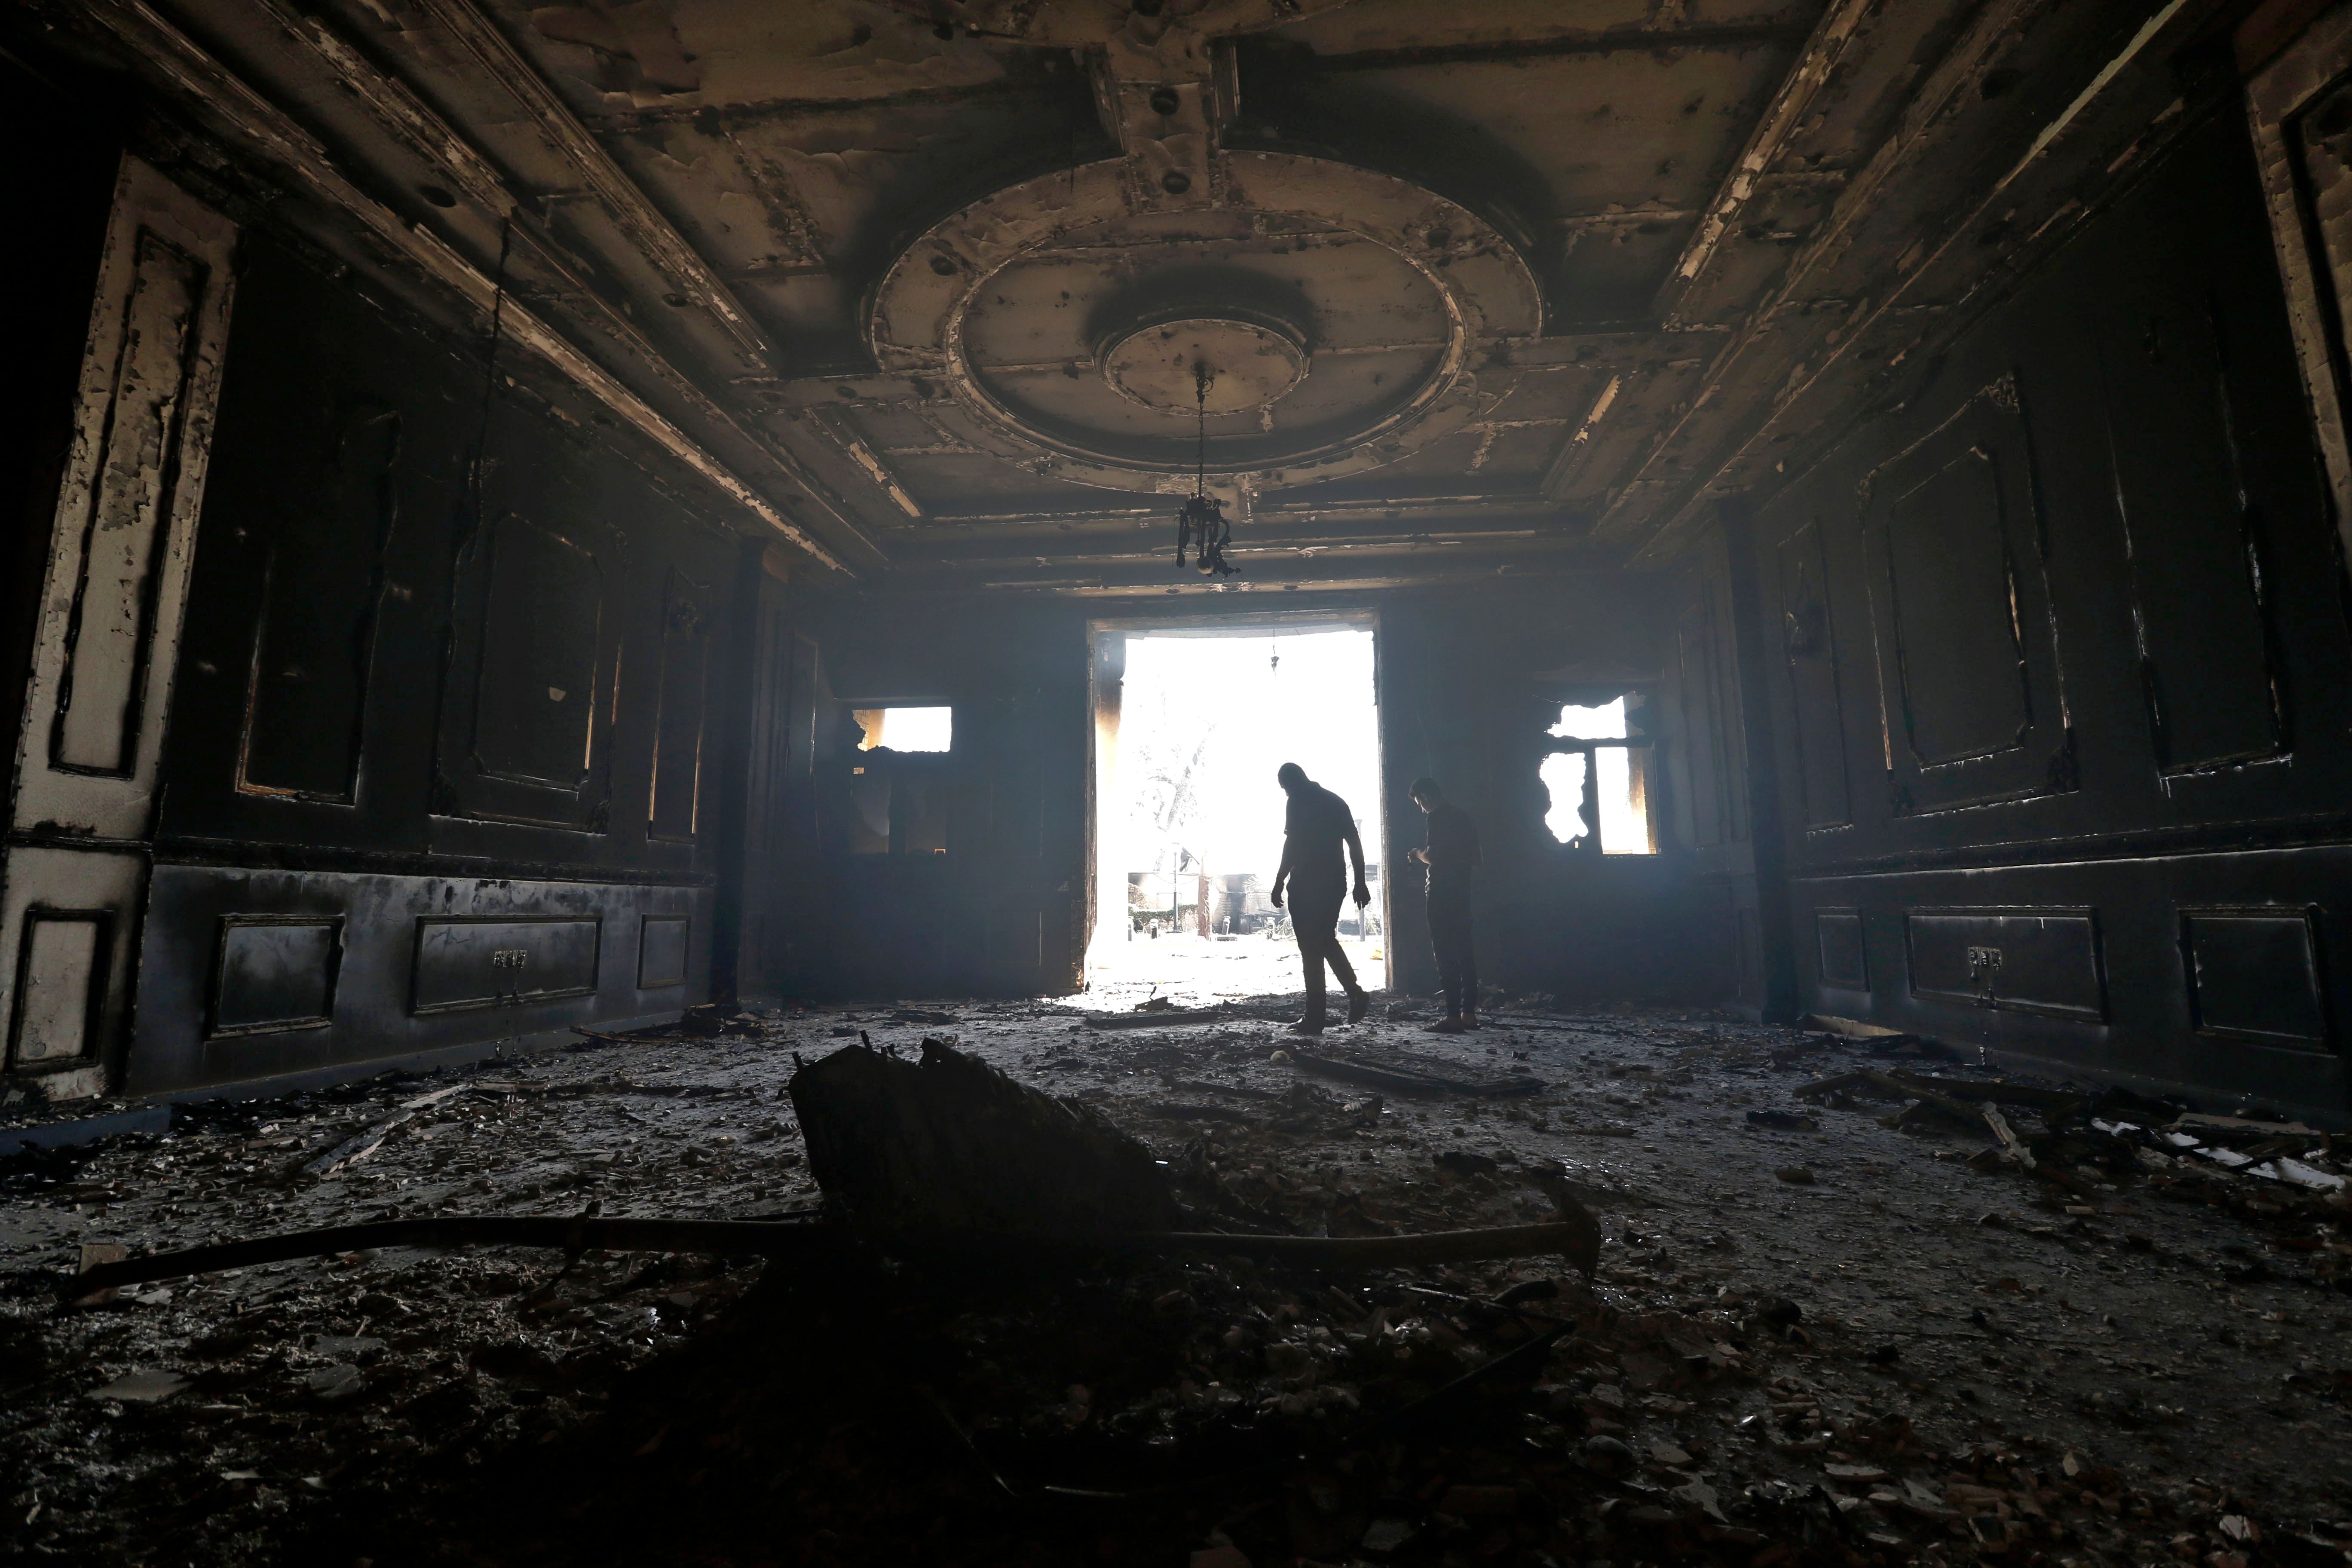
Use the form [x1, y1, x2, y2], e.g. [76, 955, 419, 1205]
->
[28, 0, 2248, 594]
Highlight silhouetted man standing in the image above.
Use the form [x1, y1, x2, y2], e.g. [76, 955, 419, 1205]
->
[1271, 762, 1371, 1034]
[1407, 776, 1481, 1032]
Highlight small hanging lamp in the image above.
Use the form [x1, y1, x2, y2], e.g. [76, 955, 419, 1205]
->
[1175, 360, 1238, 578]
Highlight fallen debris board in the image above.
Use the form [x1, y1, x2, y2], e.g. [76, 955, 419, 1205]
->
[1291, 1050, 1544, 1098]
[2171, 1112, 2321, 1141]
[1084, 1008, 1224, 1030]
[1888, 1071, 2088, 1114]
[303, 1084, 472, 1176]
[1801, 1013, 1913, 1040]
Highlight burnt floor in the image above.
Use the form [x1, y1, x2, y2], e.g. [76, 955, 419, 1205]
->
[0, 996, 2347, 1567]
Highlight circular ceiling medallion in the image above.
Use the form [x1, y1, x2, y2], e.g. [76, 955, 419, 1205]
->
[867, 151, 1542, 496]
[1101, 314, 1308, 415]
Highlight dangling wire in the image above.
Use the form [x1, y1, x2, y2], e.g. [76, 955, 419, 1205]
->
[1174, 358, 1237, 577]
[469, 212, 515, 531]
[1194, 359, 1208, 496]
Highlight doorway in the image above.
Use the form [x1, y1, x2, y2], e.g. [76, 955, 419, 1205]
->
[1087, 616, 1386, 1005]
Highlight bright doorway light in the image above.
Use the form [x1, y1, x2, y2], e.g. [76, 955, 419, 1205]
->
[1089, 622, 1385, 1003]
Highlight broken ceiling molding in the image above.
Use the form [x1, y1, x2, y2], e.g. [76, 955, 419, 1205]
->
[71, 0, 855, 574]
[1266, 22, 1816, 73]
[869, 0, 1360, 52]
[403, 0, 787, 361]
[249, 0, 512, 217]
[1990, 0, 2196, 198]
[1656, 0, 1878, 319]
[810, 413, 925, 518]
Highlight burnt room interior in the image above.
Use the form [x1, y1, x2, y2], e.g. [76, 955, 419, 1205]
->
[6, 0, 2352, 1564]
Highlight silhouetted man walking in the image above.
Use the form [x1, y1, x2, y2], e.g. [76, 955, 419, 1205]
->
[1408, 776, 1481, 1032]
[1270, 762, 1371, 1034]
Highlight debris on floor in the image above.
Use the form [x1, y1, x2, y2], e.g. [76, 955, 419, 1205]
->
[1, 993, 2347, 1567]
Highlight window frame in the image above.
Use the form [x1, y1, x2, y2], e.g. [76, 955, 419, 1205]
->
[842, 701, 955, 860]
[1538, 691, 1659, 857]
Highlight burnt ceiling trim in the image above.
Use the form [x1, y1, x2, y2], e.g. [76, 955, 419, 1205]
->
[66, 0, 867, 576]
[589, 76, 1099, 132]
[1606, 0, 2213, 562]
[1655, 0, 1879, 321]
[400, 0, 786, 354]
[1258, 24, 1817, 74]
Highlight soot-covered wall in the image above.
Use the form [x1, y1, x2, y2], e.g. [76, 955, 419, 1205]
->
[132, 233, 754, 1096]
[1747, 104, 2352, 1121]
[770, 577, 1735, 1008]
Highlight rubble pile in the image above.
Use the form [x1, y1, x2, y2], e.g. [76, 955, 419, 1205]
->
[0, 997, 2346, 1567]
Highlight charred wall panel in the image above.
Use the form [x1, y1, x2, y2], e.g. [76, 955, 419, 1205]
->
[648, 569, 717, 842]
[235, 405, 402, 802]
[166, 238, 462, 855]
[1814, 909, 1867, 992]
[1775, 517, 1851, 831]
[210, 917, 340, 1036]
[2182, 907, 2329, 1047]
[471, 516, 603, 798]
[0, 52, 122, 827]
[1861, 379, 2073, 815]
[737, 564, 818, 997]
[1758, 106, 2352, 1120]
[2092, 250, 2286, 775]
[144, 232, 746, 1093]
[129, 867, 704, 1096]
[1675, 529, 1781, 1015]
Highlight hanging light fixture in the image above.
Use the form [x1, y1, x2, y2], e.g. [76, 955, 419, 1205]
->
[1175, 360, 1238, 578]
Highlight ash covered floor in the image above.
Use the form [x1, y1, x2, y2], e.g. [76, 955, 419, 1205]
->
[1, 998, 2348, 1568]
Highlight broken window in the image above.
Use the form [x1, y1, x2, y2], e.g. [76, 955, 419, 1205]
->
[852, 706, 951, 753]
[1540, 695, 1657, 854]
[848, 704, 952, 856]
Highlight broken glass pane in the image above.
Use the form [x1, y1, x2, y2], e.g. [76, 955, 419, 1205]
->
[853, 706, 953, 752]
[1539, 751, 1589, 845]
[1549, 696, 1628, 740]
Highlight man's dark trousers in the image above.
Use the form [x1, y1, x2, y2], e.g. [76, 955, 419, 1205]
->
[1427, 885, 1476, 1019]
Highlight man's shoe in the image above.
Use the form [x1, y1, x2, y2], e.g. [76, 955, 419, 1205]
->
[1426, 1016, 1468, 1034]
[1345, 990, 1370, 1025]
[1463, 1012, 1481, 1031]
[1287, 1017, 1326, 1036]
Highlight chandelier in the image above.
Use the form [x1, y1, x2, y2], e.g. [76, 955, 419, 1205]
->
[1175, 361, 1238, 577]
